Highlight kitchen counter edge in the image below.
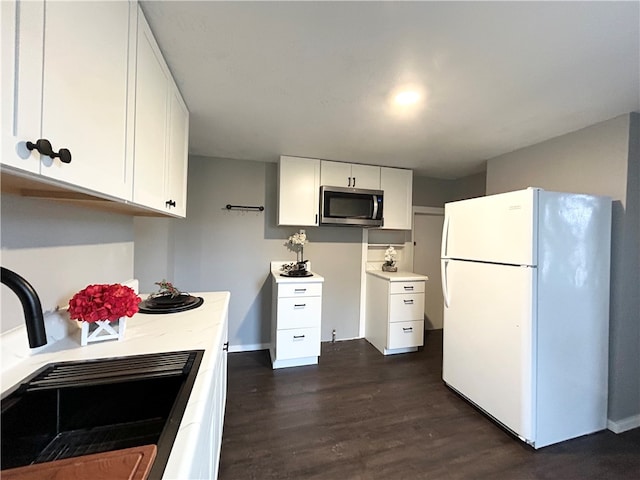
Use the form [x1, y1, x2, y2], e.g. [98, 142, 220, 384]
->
[366, 270, 429, 282]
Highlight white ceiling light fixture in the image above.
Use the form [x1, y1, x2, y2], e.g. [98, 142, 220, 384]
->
[388, 85, 426, 118]
[394, 90, 421, 106]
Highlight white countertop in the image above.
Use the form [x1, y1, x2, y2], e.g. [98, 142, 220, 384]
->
[270, 261, 324, 283]
[366, 270, 429, 282]
[0, 291, 230, 479]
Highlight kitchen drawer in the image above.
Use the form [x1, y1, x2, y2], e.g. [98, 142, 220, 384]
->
[278, 282, 322, 298]
[389, 293, 424, 322]
[277, 297, 321, 329]
[275, 327, 321, 360]
[387, 320, 424, 349]
[390, 281, 425, 295]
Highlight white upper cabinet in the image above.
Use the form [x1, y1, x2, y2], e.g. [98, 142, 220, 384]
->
[1, 0, 43, 175]
[380, 167, 413, 230]
[133, 10, 169, 212]
[278, 156, 320, 226]
[320, 160, 380, 190]
[1, 1, 135, 200]
[2, 1, 188, 217]
[133, 7, 189, 217]
[39, 1, 135, 200]
[165, 89, 190, 217]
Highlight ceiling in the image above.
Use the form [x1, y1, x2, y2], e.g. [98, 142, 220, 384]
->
[140, 1, 640, 179]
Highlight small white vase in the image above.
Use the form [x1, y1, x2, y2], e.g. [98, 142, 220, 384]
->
[80, 317, 126, 346]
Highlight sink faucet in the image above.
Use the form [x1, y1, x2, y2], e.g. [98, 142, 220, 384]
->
[1, 267, 47, 348]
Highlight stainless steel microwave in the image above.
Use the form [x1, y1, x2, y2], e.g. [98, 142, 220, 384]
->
[319, 186, 383, 227]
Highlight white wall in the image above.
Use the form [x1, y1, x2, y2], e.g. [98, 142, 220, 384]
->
[486, 113, 640, 429]
[1, 194, 134, 333]
[413, 171, 486, 207]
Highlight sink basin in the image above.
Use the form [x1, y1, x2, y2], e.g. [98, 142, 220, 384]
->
[1, 350, 203, 479]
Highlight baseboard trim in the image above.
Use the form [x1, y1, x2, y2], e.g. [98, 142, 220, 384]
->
[608, 414, 640, 433]
[228, 343, 269, 353]
[229, 338, 366, 353]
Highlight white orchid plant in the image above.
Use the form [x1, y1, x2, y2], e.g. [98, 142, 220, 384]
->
[288, 231, 308, 247]
[384, 246, 397, 267]
[283, 230, 309, 270]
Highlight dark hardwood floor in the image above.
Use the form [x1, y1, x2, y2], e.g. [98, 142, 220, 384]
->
[219, 331, 640, 479]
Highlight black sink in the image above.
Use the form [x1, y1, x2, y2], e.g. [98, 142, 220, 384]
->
[1, 350, 203, 479]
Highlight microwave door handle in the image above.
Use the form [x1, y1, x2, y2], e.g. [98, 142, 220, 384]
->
[372, 195, 379, 219]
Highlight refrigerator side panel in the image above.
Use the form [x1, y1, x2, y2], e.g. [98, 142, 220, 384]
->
[444, 188, 537, 266]
[442, 260, 535, 441]
[535, 191, 612, 448]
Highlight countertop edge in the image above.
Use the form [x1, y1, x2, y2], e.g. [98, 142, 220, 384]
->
[366, 270, 429, 282]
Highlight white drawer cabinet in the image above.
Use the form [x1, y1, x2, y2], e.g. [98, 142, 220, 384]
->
[270, 264, 324, 369]
[275, 327, 321, 360]
[365, 272, 427, 355]
[277, 297, 323, 329]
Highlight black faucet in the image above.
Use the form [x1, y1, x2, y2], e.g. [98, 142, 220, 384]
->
[1, 267, 47, 348]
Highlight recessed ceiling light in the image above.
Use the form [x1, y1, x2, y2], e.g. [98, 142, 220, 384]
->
[394, 90, 421, 106]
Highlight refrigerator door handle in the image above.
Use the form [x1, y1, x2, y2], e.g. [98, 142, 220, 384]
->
[441, 259, 450, 308]
[441, 212, 450, 258]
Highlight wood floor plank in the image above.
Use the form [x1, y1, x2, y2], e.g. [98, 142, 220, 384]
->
[219, 331, 640, 479]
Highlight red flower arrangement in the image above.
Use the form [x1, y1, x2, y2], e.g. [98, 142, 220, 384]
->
[68, 284, 141, 323]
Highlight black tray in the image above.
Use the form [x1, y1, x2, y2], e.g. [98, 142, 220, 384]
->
[138, 295, 204, 314]
[280, 271, 313, 277]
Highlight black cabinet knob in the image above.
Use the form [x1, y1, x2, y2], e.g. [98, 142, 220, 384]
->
[26, 138, 72, 164]
[166, 200, 176, 208]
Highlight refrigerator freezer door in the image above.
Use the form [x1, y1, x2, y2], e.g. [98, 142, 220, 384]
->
[442, 188, 537, 266]
[442, 259, 535, 442]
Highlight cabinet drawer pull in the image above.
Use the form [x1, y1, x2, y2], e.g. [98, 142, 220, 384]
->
[402, 327, 413, 332]
[294, 303, 306, 308]
[403, 299, 414, 304]
[403, 286, 414, 291]
[223, 342, 229, 351]
[293, 335, 305, 340]
[166, 199, 176, 208]
[294, 288, 307, 293]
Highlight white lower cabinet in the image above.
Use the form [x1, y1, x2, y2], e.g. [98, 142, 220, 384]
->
[270, 265, 324, 369]
[181, 304, 228, 480]
[365, 272, 427, 355]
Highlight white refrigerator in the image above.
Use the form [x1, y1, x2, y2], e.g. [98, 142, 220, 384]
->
[441, 188, 612, 448]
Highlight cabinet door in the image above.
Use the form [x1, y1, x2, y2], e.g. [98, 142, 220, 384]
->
[132, 9, 169, 211]
[278, 156, 320, 226]
[350, 164, 380, 189]
[1, 0, 44, 174]
[320, 160, 351, 187]
[40, 1, 134, 200]
[380, 167, 413, 230]
[165, 88, 189, 217]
